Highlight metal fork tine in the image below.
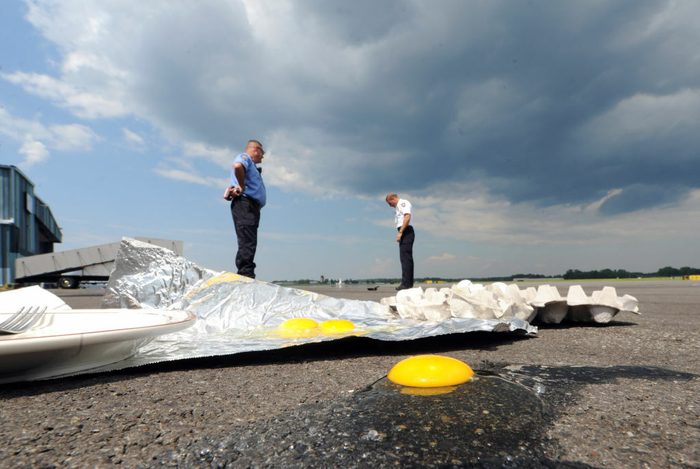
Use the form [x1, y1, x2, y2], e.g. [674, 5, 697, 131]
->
[0, 306, 49, 334]
[0, 306, 29, 329]
[20, 306, 48, 330]
[12, 307, 39, 330]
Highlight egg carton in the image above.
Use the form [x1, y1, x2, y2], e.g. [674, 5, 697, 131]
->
[382, 281, 639, 324]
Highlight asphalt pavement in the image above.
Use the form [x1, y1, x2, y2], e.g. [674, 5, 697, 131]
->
[0, 280, 698, 467]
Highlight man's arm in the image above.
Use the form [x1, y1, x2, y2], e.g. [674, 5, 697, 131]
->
[232, 162, 246, 196]
[396, 213, 411, 242]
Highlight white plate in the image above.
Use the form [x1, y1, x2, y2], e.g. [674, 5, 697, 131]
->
[0, 309, 196, 383]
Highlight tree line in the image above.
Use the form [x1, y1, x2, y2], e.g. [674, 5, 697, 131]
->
[274, 266, 699, 284]
[563, 266, 700, 280]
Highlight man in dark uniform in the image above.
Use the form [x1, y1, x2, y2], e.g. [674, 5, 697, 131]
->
[223, 140, 266, 278]
[386, 192, 415, 290]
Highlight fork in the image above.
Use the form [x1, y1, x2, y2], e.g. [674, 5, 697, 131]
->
[0, 306, 49, 335]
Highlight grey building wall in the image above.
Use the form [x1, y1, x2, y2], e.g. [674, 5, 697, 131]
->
[0, 165, 62, 284]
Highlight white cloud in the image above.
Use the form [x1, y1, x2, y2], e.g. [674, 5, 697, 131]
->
[154, 158, 225, 187]
[410, 186, 700, 247]
[584, 189, 624, 213]
[61, 51, 128, 79]
[1, 71, 128, 119]
[122, 128, 144, 146]
[18, 138, 49, 166]
[48, 124, 99, 150]
[154, 168, 221, 186]
[183, 141, 234, 167]
[0, 107, 98, 165]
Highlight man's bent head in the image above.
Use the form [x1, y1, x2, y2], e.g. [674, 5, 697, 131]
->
[246, 139, 265, 163]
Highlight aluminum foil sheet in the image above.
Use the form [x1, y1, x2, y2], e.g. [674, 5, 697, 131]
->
[93, 238, 536, 373]
[102, 238, 216, 310]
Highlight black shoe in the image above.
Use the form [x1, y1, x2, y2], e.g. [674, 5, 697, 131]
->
[395, 285, 410, 291]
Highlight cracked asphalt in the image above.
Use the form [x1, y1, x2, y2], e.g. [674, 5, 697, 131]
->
[0, 280, 698, 467]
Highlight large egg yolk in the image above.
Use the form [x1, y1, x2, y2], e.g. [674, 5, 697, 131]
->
[320, 319, 355, 335]
[388, 355, 474, 388]
[277, 318, 319, 338]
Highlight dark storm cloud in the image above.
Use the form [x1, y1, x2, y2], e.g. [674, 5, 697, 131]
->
[124, 1, 262, 140]
[246, 0, 699, 211]
[39, 0, 697, 213]
[294, 0, 410, 45]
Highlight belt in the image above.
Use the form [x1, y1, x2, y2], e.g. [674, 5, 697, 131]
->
[397, 225, 413, 231]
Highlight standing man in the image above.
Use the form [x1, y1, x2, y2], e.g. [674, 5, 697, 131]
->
[386, 192, 414, 290]
[223, 139, 266, 278]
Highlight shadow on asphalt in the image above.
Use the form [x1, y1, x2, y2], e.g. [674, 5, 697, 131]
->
[118, 331, 530, 372]
[1, 331, 528, 395]
[2, 327, 696, 399]
[534, 319, 638, 329]
[156, 365, 696, 468]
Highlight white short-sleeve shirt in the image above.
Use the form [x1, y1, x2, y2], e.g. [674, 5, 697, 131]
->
[394, 198, 413, 228]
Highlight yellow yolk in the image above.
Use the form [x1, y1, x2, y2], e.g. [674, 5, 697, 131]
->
[320, 319, 356, 335]
[277, 318, 319, 338]
[388, 355, 474, 388]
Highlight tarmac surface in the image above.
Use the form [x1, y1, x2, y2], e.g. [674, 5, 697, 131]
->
[0, 280, 698, 467]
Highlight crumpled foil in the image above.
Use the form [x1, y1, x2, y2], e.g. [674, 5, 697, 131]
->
[93, 238, 536, 372]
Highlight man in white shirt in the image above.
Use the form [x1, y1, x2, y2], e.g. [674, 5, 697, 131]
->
[386, 193, 415, 290]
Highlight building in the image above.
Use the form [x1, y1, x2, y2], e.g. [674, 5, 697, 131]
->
[0, 164, 62, 285]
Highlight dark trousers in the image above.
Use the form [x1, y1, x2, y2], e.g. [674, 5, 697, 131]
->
[231, 196, 261, 278]
[398, 226, 415, 288]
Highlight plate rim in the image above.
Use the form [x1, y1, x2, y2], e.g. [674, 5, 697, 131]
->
[0, 309, 196, 352]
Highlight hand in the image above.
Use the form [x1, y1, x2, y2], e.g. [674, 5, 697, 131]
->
[223, 186, 234, 200]
[396, 232, 402, 242]
[232, 186, 243, 197]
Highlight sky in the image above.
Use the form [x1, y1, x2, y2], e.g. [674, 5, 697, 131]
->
[1, 0, 698, 281]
